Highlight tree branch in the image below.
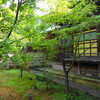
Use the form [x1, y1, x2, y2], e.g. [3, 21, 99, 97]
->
[0, 0, 24, 48]
[21, 1, 27, 5]
[10, 33, 34, 44]
[6, 0, 21, 40]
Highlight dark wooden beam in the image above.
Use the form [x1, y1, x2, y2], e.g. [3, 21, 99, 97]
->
[98, 63, 100, 78]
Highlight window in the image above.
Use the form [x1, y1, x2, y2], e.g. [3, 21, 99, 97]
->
[74, 31, 98, 56]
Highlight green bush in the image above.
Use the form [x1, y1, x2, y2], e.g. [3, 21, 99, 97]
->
[36, 72, 53, 82]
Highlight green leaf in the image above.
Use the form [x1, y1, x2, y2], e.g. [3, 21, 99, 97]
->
[2, 0, 7, 4]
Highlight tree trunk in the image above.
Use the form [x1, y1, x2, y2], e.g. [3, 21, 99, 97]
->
[66, 72, 69, 92]
[62, 61, 69, 92]
[14, 62, 16, 69]
[20, 66, 23, 78]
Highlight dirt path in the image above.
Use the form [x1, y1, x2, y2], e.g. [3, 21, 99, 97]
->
[0, 86, 22, 100]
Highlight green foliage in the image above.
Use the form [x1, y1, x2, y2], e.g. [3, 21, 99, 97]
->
[35, 81, 63, 91]
[0, 0, 100, 69]
[35, 72, 55, 90]
[36, 72, 53, 82]
[35, 81, 48, 90]
[51, 89, 96, 100]
[64, 90, 95, 100]
[0, 1, 99, 70]
[9, 2, 16, 11]
[1, 0, 7, 4]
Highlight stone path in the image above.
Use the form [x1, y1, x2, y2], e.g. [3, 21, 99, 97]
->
[53, 77, 100, 98]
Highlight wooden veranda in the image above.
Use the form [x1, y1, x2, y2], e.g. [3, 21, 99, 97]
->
[63, 53, 100, 78]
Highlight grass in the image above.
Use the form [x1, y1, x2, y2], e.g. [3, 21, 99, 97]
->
[0, 69, 36, 99]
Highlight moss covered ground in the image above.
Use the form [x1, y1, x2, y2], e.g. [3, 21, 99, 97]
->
[0, 69, 36, 99]
[0, 69, 98, 100]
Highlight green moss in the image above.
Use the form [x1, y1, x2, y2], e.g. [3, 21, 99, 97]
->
[0, 69, 36, 93]
[52, 92, 66, 100]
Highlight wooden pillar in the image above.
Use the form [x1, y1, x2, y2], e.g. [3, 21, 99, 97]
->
[97, 24, 100, 55]
[98, 63, 100, 78]
[78, 62, 81, 75]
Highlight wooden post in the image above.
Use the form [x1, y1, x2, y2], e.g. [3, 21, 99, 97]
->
[78, 62, 81, 75]
[98, 63, 100, 78]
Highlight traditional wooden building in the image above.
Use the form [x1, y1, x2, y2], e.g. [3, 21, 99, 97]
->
[63, 28, 100, 78]
[45, 27, 100, 78]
